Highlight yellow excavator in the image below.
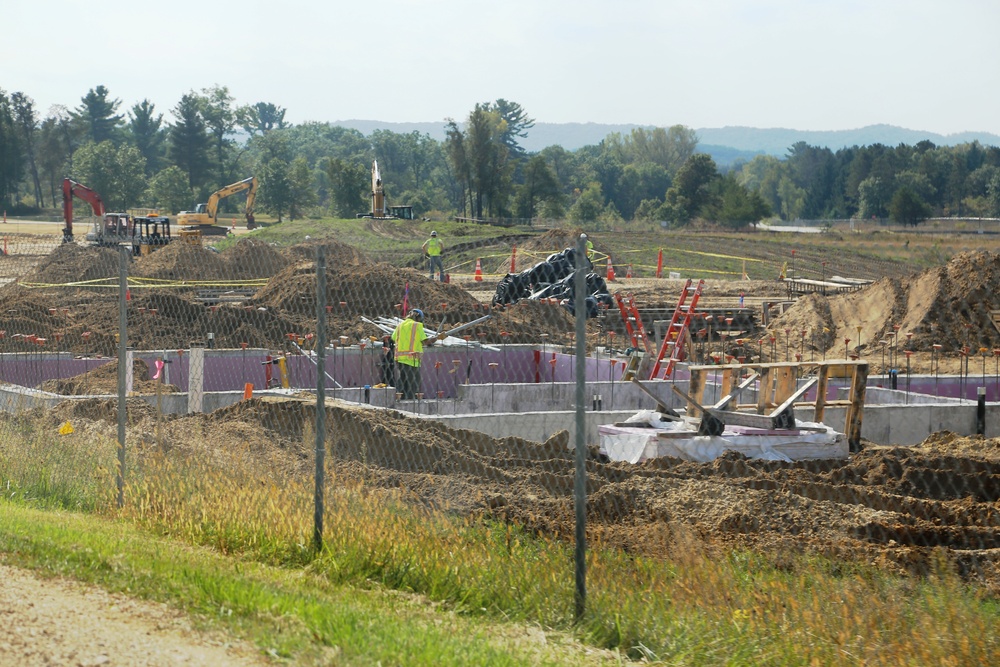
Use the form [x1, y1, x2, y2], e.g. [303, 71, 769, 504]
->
[177, 176, 259, 235]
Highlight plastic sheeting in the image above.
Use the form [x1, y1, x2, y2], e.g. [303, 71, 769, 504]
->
[599, 410, 846, 464]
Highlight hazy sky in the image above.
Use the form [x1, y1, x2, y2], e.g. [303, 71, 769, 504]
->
[5, 0, 999, 136]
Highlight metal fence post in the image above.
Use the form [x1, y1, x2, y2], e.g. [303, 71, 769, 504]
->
[573, 234, 587, 620]
[117, 246, 127, 509]
[314, 247, 327, 552]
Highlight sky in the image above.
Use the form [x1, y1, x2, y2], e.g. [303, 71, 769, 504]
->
[4, 0, 999, 136]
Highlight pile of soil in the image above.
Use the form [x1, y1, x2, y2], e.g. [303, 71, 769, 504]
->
[38, 358, 179, 395]
[225, 238, 290, 279]
[769, 250, 1000, 371]
[516, 228, 587, 256]
[22, 244, 120, 284]
[44, 396, 1000, 594]
[282, 238, 371, 266]
[132, 243, 230, 281]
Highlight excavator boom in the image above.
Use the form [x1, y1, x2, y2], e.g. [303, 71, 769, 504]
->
[62, 178, 106, 242]
[177, 176, 258, 232]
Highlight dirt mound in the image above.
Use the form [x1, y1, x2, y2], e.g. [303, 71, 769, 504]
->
[283, 239, 372, 266]
[23, 244, 120, 284]
[147, 396, 1000, 593]
[250, 261, 501, 342]
[131, 243, 229, 281]
[41, 396, 159, 427]
[516, 228, 587, 258]
[770, 250, 1000, 359]
[221, 238, 289, 279]
[38, 358, 179, 395]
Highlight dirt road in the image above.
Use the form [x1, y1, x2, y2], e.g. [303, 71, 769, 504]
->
[0, 564, 267, 666]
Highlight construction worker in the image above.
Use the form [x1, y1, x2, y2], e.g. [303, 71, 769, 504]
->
[391, 308, 445, 399]
[422, 230, 445, 281]
[582, 233, 595, 260]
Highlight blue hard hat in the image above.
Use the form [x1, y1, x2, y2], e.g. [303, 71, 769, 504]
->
[411, 308, 423, 319]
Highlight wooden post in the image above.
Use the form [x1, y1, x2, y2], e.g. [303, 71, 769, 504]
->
[814, 364, 830, 423]
[845, 362, 868, 451]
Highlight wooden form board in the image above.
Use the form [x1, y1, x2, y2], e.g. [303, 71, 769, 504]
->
[684, 359, 869, 451]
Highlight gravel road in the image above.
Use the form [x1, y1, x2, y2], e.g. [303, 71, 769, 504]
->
[0, 564, 268, 666]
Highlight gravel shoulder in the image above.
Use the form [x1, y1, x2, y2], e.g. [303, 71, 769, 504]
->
[0, 564, 268, 667]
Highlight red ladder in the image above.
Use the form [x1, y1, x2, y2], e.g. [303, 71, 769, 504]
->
[648, 279, 705, 379]
[613, 292, 654, 356]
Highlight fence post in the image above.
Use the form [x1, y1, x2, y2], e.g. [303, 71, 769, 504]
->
[116, 246, 128, 509]
[573, 234, 588, 620]
[314, 247, 327, 552]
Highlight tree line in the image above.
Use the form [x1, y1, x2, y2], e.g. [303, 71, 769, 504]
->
[1, 84, 999, 227]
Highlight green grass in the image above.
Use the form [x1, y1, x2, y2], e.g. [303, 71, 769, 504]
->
[2, 417, 999, 665]
[212, 216, 1000, 283]
[0, 503, 614, 666]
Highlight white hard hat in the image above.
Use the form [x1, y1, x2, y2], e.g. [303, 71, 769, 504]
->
[581, 233, 588, 239]
[431, 230, 437, 236]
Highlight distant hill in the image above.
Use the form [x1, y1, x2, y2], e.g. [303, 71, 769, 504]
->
[330, 119, 1000, 167]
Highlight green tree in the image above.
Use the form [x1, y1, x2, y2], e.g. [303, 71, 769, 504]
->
[889, 186, 931, 227]
[489, 99, 535, 157]
[146, 166, 193, 214]
[445, 104, 514, 218]
[36, 107, 76, 206]
[777, 176, 806, 221]
[323, 158, 368, 218]
[857, 176, 891, 220]
[10, 92, 42, 207]
[735, 154, 784, 218]
[72, 141, 148, 211]
[197, 85, 237, 184]
[127, 100, 165, 174]
[708, 174, 772, 229]
[288, 156, 316, 220]
[605, 125, 697, 177]
[73, 85, 123, 144]
[568, 182, 604, 223]
[168, 93, 210, 190]
[70, 141, 116, 208]
[513, 155, 563, 219]
[236, 102, 288, 137]
[0, 89, 23, 208]
[257, 158, 292, 222]
[663, 153, 719, 224]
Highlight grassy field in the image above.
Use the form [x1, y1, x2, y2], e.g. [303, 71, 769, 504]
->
[221, 216, 1000, 283]
[1, 414, 998, 665]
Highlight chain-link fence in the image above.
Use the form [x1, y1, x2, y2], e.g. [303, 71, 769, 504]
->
[1, 227, 998, 662]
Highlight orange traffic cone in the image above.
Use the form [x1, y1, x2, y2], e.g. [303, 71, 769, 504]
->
[474, 258, 483, 281]
[626, 264, 633, 279]
[606, 256, 615, 281]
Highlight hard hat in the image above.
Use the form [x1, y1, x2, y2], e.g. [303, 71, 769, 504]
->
[430, 231, 437, 236]
[581, 233, 588, 239]
[411, 308, 423, 319]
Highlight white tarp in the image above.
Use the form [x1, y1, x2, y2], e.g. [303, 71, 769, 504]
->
[599, 410, 844, 464]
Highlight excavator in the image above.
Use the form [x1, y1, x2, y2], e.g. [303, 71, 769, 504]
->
[62, 178, 133, 246]
[177, 176, 258, 235]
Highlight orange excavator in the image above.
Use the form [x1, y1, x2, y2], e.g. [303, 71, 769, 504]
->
[62, 178, 133, 246]
[62, 178, 104, 243]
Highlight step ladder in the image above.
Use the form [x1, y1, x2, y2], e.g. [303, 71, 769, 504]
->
[613, 292, 654, 356]
[614, 292, 655, 380]
[648, 279, 705, 380]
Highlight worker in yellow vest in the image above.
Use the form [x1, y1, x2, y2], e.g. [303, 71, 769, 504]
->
[391, 308, 445, 399]
[422, 230, 445, 281]
[582, 233, 594, 261]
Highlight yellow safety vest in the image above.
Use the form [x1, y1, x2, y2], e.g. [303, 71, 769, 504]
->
[586, 239, 594, 259]
[426, 238, 443, 256]
[392, 318, 424, 367]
